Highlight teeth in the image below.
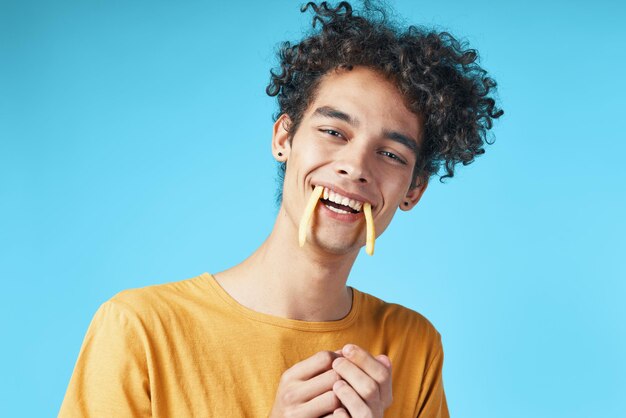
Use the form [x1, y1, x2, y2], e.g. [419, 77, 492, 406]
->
[327, 205, 350, 214]
[319, 186, 365, 212]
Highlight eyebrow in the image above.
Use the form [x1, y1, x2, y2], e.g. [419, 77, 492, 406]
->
[384, 130, 419, 159]
[313, 105, 420, 159]
[313, 106, 359, 127]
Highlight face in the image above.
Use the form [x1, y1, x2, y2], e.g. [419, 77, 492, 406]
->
[273, 66, 428, 256]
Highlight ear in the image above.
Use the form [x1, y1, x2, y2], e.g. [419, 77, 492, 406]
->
[271, 114, 292, 162]
[400, 179, 428, 211]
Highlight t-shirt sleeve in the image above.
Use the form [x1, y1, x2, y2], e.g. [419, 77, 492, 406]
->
[414, 336, 450, 418]
[58, 299, 152, 417]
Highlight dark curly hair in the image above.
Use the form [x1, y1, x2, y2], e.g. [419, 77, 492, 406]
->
[267, 1, 503, 198]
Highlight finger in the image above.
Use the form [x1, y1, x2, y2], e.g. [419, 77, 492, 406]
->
[341, 344, 391, 382]
[333, 407, 350, 417]
[375, 354, 391, 369]
[332, 357, 380, 406]
[333, 380, 371, 417]
[300, 390, 342, 417]
[342, 344, 392, 404]
[283, 351, 340, 382]
[375, 354, 393, 406]
[297, 369, 341, 402]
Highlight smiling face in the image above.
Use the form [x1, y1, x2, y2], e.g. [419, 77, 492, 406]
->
[273, 66, 428, 256]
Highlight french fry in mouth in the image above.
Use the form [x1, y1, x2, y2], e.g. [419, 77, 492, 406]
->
[363, 202, 375, 256]
[299, 185, 324, 247]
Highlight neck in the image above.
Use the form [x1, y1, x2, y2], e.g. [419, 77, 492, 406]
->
[214, 208, 359, 321]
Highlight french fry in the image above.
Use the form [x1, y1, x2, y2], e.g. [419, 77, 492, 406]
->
[299, 185, 324, 247]
[363, 202, 375, 256]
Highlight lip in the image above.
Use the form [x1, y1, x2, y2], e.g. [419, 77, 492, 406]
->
[311, 182, 375, 209]
[318, 199, 364, 223]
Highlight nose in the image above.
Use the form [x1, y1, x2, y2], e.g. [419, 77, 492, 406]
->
[334, 146, 371, 184]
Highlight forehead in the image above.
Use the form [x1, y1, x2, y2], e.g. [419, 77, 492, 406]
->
[305, 67, 422, 137]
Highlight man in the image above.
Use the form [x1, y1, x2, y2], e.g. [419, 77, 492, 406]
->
[60, 2, 502, 417]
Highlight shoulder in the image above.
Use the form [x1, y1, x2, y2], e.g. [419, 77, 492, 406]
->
[103, 273, 211, 321]
[355, 288, 443, 348]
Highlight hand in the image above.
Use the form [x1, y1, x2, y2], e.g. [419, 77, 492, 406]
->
[327, 344, 393, 418]
[269, 350, 344, 418]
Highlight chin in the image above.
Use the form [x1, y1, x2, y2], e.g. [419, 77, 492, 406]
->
[310, 236, 361, 256]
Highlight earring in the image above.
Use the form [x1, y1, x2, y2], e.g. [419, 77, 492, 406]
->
[277, 152, 283, 157]
[403, 201, 409, 207]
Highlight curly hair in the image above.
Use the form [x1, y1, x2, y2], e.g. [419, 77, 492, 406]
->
[267, 1, 503, 195]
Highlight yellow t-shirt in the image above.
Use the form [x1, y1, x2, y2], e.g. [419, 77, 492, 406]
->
[59, 273, 448, 417]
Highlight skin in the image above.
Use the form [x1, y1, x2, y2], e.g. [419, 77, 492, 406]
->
[214, 67, 428, 417]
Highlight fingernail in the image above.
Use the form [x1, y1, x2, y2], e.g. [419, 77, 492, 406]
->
[343, 344, 355, 357]
[334, 380, 346, 390]
[377, 354, 391, 368]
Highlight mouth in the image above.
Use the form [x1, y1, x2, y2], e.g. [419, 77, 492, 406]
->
[305, 184, 376, 255]
[315, 186, 366, 215]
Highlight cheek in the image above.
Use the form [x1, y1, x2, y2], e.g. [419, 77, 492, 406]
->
[382, 177, 412, 204]
[282, 145, 329, 195]
[374, 209, 397, 238]
[290, 139, 332, 173]
[301, 145, 329, 165]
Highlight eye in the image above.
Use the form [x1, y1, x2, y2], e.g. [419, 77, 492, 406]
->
[319, 128, 345, 139]
[380, 150, 407, 165]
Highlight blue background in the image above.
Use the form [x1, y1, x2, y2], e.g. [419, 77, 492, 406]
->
[2, 0, 625, 416]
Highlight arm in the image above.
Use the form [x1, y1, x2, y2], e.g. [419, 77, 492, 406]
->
[59, 300, 151, 417]
[414, 340, 449, 418]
